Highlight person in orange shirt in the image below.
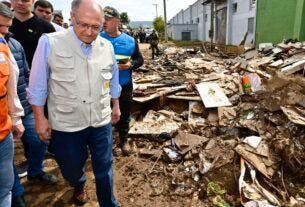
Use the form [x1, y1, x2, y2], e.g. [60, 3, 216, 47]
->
[0, 2, 24, 206]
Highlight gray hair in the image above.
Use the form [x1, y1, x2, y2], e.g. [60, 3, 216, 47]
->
[71, 0, 103, 14]
[0, 2, 14, 19]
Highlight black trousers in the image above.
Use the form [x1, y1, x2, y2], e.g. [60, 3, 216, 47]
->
[151, 44, 159, 59]
[116, 83, 133, 142]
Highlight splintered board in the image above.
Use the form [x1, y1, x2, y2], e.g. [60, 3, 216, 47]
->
[196, 82, 232, 108]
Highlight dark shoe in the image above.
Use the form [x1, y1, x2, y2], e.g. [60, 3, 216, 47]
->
[28, 172, 58, 185]
[120, 140, 130, 155]
[16, 162, 28, 178]
[72, 186, 88, 206]
[12, 195, 26, 207]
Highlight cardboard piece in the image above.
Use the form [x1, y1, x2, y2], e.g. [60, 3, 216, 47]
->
[235, 142, 279, 179]
[175, 131, 209, 154]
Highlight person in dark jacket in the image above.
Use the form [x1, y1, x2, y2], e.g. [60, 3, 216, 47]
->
[147, 30, 159, 59]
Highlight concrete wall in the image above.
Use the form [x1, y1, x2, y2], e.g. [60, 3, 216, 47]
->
[168, 0, 256, 45]
[177, 10, 184, 24]
[204, 5, 211, 41]
[255, 0, 305, 46]
[184, 7, 191, 24]
[191, 1, 202, 24]
[168, 24, 198, 40]
[231, 0, 256, 45]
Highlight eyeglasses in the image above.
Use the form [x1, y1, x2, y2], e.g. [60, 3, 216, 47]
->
[74, 16, 102, 33]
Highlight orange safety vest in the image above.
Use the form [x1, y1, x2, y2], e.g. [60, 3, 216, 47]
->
[0, 35, 12, 141]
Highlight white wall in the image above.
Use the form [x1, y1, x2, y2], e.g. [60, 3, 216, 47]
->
[177, 10, 184, 24]
[184, 7, 191, 24]
[168, 0, 256, 45]
[231, 0, 256, 44]
[168, 24, 198, 40]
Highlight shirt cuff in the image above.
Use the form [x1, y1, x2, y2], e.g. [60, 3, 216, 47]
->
[26, 88, 47, 106]
[111, 85, 121, 99]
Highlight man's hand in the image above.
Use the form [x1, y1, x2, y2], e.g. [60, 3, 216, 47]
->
[118, 60, 131, 71]
[35, 116, 52, 141]
[32, 106, 52, 141]
[112, 105, 121, 124]
[111, 100, 121, 124]
[12, 124, 25, 139]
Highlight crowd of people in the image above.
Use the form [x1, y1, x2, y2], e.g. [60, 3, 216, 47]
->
[0, 0, 163, 206]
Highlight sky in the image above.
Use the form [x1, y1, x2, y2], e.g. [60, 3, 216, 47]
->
[50, 0, 198, 22]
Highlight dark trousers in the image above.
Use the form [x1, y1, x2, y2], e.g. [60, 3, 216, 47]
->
[21, 112, 47, 176]
[12, 165, 24, 198]
[116, 83, 133, 143]
[151, 44, 159, 59]
[50, 124, 118, 207]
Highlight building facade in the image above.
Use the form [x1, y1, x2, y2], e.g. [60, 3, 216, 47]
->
[255, 0, 305, 47]
[167, 0, 256, 45]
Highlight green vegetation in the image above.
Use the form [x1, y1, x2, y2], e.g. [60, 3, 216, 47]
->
[153, 16, 165, 33]
[120, 12, 130, 26]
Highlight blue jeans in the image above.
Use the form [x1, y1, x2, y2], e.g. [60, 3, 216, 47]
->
[21, 112, 47, 176]
[0, 133, 14, 207]
[50, 124, 118, 207]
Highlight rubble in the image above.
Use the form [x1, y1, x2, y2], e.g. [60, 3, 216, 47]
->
[128, 40, 305, 206]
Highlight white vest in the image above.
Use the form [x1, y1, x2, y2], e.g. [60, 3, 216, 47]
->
[46, 30, 114, 132]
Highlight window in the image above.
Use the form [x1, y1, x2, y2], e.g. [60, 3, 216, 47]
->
[249, 0, 256, 10]
[233, 3, 238, 13]
[197, 17, 200, 23]
[248, 17, 254, 33]
[205, 14, 208, 22]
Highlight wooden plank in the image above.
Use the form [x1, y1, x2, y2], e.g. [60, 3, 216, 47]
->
[196, 82, 232, 108]
[167, 95, 202, 101]
[281, 59, 305, 75]
[269, 59, 283, 67]
[133, 85, 185, 103]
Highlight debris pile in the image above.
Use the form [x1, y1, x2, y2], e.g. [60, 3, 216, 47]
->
[127, 41, 305, 206]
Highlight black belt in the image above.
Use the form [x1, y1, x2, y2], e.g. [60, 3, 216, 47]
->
[0, 92, 7, 100]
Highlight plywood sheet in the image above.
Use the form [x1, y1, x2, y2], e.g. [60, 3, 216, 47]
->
[196, 82, 232, 108]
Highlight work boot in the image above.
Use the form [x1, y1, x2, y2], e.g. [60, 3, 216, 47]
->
[120, 139, 130, 155]
[12, 195, 26, 207]
[72, 186, 88, 206]
[28, 172, 58, 185]
[16, 161, 28, 178]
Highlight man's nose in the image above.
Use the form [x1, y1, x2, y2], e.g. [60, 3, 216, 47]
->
[85, 27, 93, 35]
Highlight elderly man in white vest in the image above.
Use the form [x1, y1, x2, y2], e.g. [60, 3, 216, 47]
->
[27, 0, 121, 206]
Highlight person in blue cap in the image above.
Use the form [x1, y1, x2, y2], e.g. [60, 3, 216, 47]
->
[101, 6, 143, 155]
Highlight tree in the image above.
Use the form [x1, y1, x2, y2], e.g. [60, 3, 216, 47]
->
[120, 12, 130, 26]
[153, 16, 165, 33]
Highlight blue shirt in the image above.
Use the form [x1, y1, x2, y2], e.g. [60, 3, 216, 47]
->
[100, 32, 135, 86]
[27, 28, 121, 106]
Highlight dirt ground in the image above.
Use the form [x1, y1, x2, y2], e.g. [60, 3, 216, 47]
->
[15, 43, 207, 207]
